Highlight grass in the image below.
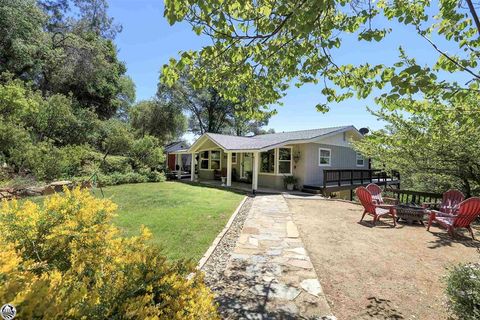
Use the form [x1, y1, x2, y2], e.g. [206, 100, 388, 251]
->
[20, 182, 245, 261]
[98, 182, 245, 261]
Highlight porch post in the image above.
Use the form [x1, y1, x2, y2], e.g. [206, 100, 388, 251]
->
[190, 153, 195, 181]
[252, 152, 259, 193]
[176, 154, 181, 180]
[226, 152, 232, 187]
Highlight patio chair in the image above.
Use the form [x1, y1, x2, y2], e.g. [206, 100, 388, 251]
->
[427, 197, 480, 240]
[356, 187, 397, 227]
[366, 183, 399, 205]
[441, 189, 465, 214]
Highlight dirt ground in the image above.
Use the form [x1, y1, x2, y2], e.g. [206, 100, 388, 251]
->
[286, 198, 480, 320]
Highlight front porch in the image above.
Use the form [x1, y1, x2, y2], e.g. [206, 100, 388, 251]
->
[172, 134, 293, 193]
[182, 178, 285, 194]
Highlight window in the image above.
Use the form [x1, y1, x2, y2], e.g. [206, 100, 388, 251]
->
[278, 147, 292, 174]
[210, 150, 221, 170]
[200, 151, 209, 169]
[356, 152, 364, 166]
[260, 149, 275, 173]
[319, 148, 331, 166]
[232, 152, 237, 164]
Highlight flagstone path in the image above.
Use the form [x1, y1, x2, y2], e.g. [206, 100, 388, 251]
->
[204, 194, 334, 319]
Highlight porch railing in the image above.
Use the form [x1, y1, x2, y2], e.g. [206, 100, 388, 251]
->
[323, 169, 400, 189]
[385, 188, 443, 205]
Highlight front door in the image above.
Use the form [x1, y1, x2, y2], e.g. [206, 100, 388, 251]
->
[241, 153, 253, 179]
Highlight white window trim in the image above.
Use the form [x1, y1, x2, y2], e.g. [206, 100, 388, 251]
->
[231, 152, 237, 164]
[209, 150, 222, 170]
[356, 152, 364, 167]
[259, 149, 277, 175]
[318, 148, 332, 167]
[277, 146, 293, 175]
[199, 151, 210, 170]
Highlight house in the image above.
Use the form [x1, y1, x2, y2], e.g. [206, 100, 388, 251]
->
[171, 126, 400, 194]
[164, 141, 191, 172]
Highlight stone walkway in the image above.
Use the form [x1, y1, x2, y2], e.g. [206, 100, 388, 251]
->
[207, 194, 334, 319]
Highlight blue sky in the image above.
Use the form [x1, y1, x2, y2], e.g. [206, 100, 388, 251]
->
[108, 0, 449, 139]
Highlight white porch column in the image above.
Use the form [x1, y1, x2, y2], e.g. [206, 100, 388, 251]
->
[176, 154, 181, 179]
[190, 153, 195, 181]
[226, 152, 232, 187]
[252, 152, 259, 193]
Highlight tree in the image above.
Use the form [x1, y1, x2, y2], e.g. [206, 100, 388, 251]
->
[73, 0, 122, 39]
[99, 119, 134, 160]
[162, 0, 480, 113]
[116, 75, 136, 121]
[129, 135, 165, 169]
[39, 32, 129, 119]
[1, 0, 132, 119]
[354, 96, 480, 197]
[130, 100, 187, 144]
[158, 65, 273, 135]
[0, 0, 47, 80]
[229, 111, 274, 136]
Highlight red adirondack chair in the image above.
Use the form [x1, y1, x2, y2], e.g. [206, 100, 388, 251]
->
[440, 189, 465, 214]
[423, 189, 465, 215]
[356, 186, 396, 227]
[427, 197, 480, 239]
[366, 183, 399, 205]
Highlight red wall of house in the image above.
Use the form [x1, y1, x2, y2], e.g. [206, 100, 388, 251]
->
[167, 154, 176, 170]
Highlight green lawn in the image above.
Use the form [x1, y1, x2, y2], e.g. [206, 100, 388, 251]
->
[21, 182, 244, 261]
[98, 182, 245, 261]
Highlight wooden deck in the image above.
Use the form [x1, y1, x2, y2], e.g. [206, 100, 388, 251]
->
[303, 169, 400, 195]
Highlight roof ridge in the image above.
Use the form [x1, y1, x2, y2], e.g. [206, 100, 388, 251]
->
[253, 125, 351, 137]
[206, 132, 252, 138]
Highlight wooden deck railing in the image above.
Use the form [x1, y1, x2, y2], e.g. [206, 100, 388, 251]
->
[385, 188, 443, 205]
[322, 169, 400, 189]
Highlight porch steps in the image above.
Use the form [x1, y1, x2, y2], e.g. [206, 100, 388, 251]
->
[301, 185, 323, 194]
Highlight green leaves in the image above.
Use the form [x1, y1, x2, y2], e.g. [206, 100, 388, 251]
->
[162, 0, 480, 118]
[355, 94, 480, 196]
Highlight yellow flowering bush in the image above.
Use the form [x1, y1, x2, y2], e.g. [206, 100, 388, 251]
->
[0, 188, 219, 319]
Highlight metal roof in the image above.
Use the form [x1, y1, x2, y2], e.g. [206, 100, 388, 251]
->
[190, 126, 360, 152]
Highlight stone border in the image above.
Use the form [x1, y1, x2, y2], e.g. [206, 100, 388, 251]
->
[197, 195, 249, 270]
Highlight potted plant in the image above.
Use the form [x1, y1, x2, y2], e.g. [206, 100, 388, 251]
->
[283, 175, 298, 191]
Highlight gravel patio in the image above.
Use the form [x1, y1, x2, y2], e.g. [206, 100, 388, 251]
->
[286, 198, 480, 319]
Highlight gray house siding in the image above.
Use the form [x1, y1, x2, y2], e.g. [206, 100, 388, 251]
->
[195, 141, 368, 189]
[301, 143, 368, 186]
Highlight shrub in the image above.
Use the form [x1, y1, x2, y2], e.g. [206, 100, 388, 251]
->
[145, 170, 166, 182]
[99, 154, 132, 174]
[99, 119, 135, 156]
[0, 188, 219, 319]
[446, 262, 480, 320]
[129, 135, 165, 169]
[13, 141, 63, 181]
[58, 145, 95, 177]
